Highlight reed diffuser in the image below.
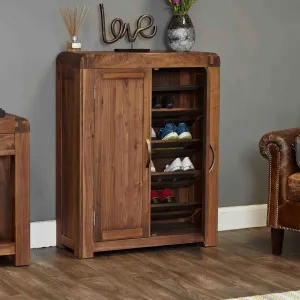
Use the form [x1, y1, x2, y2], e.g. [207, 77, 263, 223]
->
[60, 6, 90, 51]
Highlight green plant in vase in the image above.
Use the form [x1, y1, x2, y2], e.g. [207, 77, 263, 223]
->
[166, 0, 198, 52]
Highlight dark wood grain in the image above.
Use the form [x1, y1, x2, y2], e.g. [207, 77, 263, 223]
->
[1, 228, 298, 299]
[56, 52, 219, 258]
[0, 116, 16, 134]
[152, 107, 202, 117]
[0, 242, 15, 256]
[56, 60, 63, 249]
[151, 202, 202, 213]
[102, 228, 143, 241]
[143, 69, 152, 238]
[0, 114, 30, 134]
[56, 66, 82, 256]
[94, 69, 150, 242]
[0, 115, 30, 266]
[152, 139, 202, 149]
[95, 232, 204, 252]
[79, 51, 220, 69]
[152, 84, 204, 92]
[14, 132, 30, 266]
[204, 67, 220, 247]
[151, 171, 201, 181]
[0, 135, 15, 151]
[80, 69, 95, 258]
[0, 156, 14, 243]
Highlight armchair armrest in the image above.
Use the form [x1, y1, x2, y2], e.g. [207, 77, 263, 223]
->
[259, 128, 300, 159]
[259, 128, 300, 227]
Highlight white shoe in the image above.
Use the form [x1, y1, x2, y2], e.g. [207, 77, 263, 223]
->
[152, 128, 157, 140]
[178, 132, 192, 140]
[161, 132, 179, 140]
[150, 161, 156, 173]
[182, 157, 195, 171]
[164, 158, 183, 172]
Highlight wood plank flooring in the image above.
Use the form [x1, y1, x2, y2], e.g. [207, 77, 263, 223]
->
[0, 227, 300, 299]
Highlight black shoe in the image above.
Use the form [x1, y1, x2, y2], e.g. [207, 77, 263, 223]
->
[152, 95, 162, 109]
[162, 95, 175, 109]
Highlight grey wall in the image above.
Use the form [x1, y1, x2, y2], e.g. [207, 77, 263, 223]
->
[1, 0, 300, 221]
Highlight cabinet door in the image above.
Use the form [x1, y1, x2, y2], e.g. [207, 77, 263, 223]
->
[204, 67, 220, 246]
[94, 69, 151, 242]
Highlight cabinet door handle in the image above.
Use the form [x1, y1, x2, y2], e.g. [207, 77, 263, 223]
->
[209, 145, 215, 173]
[146, 139, 151, 168]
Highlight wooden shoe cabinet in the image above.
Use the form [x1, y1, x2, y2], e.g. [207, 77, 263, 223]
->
[56, 52, 220, 258]
[0, 114, 30, 266]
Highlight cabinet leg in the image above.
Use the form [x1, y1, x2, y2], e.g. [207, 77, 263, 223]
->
[56, 232, 64, 249]
[204, 232, 218, 247]
[203, 241, 218, 247]
[73, 239, 94, 259]
[74, 249, 94, 259]
[14, 254, 30, 267]
[271, 228, 284, 256]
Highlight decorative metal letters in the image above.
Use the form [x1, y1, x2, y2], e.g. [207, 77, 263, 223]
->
[100, 3, 157, 44]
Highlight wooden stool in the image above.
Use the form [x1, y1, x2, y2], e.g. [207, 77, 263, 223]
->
[0, 113, 30, 266]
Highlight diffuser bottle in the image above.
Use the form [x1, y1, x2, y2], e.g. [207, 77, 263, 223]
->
[68, 36, 82, 52]
[60, 6, 89, 52]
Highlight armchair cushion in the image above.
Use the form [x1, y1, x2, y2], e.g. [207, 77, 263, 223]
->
[287, 173, 300, 202]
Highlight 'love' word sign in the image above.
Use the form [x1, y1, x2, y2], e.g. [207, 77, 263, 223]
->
[100, 3, 157, 44]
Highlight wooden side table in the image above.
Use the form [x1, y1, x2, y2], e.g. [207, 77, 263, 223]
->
[0, 113, 30, 266]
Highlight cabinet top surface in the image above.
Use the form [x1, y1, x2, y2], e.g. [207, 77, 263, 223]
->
[57, 51, 220, 69]
[0, 114, 29, 134]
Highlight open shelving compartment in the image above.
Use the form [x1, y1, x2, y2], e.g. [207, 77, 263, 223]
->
[0, 155, 16, 256]
[151, 67, 207, 239]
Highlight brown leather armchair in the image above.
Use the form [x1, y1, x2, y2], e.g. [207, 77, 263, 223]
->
[260, 128, 300, 255]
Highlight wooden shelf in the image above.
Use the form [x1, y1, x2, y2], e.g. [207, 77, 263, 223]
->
[152, 85, 204, 93]
[152, 148, 196, 159]
[152, 108, 203, 126]
[152, 139, 201, 150]
[152, 170, 200, 181]
[152, 108, 202, 118]
[151, 202, 202, 223]
[151, 222, 202, 237]
[0, 150, 15, 157]
[151, 202, 202, 213]
[151, 171, 201, 189]
[152, 210, 195, 221]
[0, 241, 15, 256]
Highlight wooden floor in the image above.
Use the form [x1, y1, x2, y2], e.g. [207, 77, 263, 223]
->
[0, 228, 300, 299]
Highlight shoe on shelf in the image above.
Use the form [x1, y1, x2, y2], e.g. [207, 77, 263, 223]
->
[164, 158, 183, 172]
[151, 190, 161, 204]
[176, 123, 192, 140]
[150, 161, 156, 173]
[152, 95, 162, 109]
[182, 157, 195, 171]
[152, 128, 157, 140]
[158, 123, 179, 140]
[162, 95, 175, 109]
[160, 189, 176, 203]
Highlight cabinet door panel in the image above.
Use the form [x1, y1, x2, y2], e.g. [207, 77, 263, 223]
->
[204, 67, 220, 246]
[94, 69, 151, 241]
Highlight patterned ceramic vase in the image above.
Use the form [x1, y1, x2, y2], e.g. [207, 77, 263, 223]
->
[167, 14, 196, 52]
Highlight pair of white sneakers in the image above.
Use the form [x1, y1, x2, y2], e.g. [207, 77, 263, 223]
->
[164, 157, 195, 172]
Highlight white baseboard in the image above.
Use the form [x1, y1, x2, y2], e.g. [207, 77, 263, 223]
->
[30, 220, 56, 249]
[218, 204, 267, 231]
[30, 205, 268, 249]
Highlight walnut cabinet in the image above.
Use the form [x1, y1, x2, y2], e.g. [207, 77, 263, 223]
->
[56, 52, 220, 258]
[0, 114, 30, 266]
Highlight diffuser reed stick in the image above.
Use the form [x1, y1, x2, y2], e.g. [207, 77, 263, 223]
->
[59, 5, 90, 51]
